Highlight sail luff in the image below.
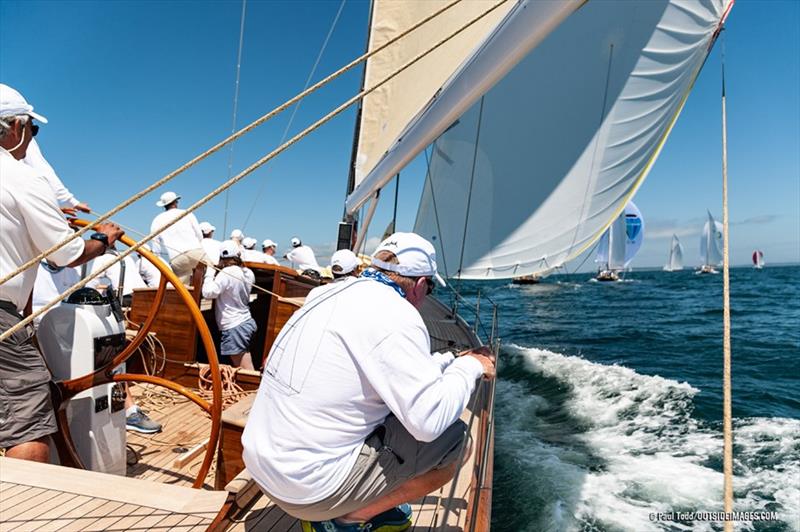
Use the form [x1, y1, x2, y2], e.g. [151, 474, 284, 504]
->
[346, 0, 584, 213]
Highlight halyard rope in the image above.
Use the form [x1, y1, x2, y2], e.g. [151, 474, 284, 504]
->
[0, 0, 510, 343]
[0, 0, 469, 289]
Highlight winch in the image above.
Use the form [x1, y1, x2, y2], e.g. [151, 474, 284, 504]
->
[37, 287, 127, 475]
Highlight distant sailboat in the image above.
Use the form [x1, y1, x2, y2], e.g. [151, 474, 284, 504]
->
[752, 250, 765, 269]
[664, 234, 684, 271]
[698, 210, 724, 274]
[594, 201, 644, 281]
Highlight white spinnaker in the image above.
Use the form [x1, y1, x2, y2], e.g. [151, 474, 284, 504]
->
[354, 0, 515, 187]
[401, 0, 731, 279]
[701, 211, 724, 267]
[665, 234, 684, 271]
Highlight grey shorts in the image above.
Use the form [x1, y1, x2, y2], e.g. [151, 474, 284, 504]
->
[272, 415, 468, 522]
[0, 302, 57, 448]
[220, 318, 256, 356]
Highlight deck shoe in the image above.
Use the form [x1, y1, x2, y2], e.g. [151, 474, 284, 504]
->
[368, 503, 412, 532]
[300, 520, 371, 531]
[126, 408, 162, 434]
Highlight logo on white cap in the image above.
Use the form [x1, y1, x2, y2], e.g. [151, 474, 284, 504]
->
[156, 191, 180, 207]
[0, 84, 48, 124]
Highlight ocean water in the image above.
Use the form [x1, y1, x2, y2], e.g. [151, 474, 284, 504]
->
[446, 265, 799, 532]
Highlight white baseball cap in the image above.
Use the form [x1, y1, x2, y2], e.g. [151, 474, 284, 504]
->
[330, 249, 359, 275]
[372, 232, 446, 286]
[219, 240, 241, 259]
[156, 191, 180, 207]
[291, 237, 301, 247]
[262, 239, 277, 249]
[242, 237, 257, 249]
[0, 84, 48, 124]
[230, 229, 244, 240]
[199, 222, 216, 234]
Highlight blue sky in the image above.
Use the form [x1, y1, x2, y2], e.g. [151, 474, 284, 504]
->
[1, 0, 797, 270]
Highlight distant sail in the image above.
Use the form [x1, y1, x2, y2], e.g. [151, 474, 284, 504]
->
[664, 234, 684, 271]
[700, 211, 724, 267]
[752, 250, 764, 269]
[595, 201, 644, 270]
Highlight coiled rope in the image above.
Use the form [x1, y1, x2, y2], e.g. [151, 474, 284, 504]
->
[0, 0, 510, 344]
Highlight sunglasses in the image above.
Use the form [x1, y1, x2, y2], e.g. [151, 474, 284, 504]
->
[30, 123, 39, 137]
[425, 277, 435, 295]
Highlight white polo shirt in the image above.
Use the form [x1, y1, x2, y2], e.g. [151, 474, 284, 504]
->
[150, 208, 203, 263]
[241, 278, 484, 504]
[24, 139, 80, 208]
[0, 150, 84, 312]
[202, 237, 222, 265]
[31, 262, 80, 326]
[286, 245, 320, 272]
[242, 249, 269, 264]
[201, 265, 255, 330]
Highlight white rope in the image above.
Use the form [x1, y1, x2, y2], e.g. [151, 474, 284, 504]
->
[0, 0, 466, 290]
[0, 0, 510, 344]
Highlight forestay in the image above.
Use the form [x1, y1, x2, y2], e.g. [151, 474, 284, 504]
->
[351, 0, 731, 279]
[354, 0, 515, 186]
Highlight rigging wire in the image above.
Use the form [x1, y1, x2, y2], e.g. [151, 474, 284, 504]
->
[241, 0, 347, 231]
[0, 0, 510, 343]
[0, 0, 472, 290]
[720, 27, 734, 532]
[222, 0, 248, 238]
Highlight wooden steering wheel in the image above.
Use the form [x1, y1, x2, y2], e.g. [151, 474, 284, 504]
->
[50, 220, 222, 489]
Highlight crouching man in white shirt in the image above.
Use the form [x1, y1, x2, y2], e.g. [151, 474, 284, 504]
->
[242, 233, 495, 532]
[202, 241, 256, 370]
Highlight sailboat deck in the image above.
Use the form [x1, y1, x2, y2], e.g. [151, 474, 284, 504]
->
[0, 457, 227, 531]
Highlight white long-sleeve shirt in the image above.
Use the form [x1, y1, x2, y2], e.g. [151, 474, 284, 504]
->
[242, 278, 483, 504]
[23, 139, 80, 208]
[0, 151, 84, 311]
[285, 245, 320, 272]
[86, 252, 147, 297]
[242, 249, 269, 264]
[201, 265, 254, 330]
[150, 208, 204, 263]
[31, 262, 80, 326]
[201, 238, 222, 266]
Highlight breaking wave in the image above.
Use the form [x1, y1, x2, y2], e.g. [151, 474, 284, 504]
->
[493, 346, 800, 532]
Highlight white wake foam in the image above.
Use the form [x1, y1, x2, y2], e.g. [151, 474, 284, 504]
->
[497, 346, 800, 531]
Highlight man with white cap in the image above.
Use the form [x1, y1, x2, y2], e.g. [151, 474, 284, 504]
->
[202, 241, 256, 370]
[241, 237, 267, 264]
[199, 222, 221, 266]
[329, 249, 360, 280]
[0, 85, 124, 462]
[150, 191, 207, 284]
[261, 239, 280, 266]
[0, 85, 89, 215]
[284, 236, 321, 273]
[230, 229, 245, 252]
[243, 232, 495, 531]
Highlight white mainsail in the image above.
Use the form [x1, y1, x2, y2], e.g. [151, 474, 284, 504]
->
[700, 210, 724, 267]
[354, 0, 516, 187]
[346, 0, 731, 279]
[664, 234, 684, 271]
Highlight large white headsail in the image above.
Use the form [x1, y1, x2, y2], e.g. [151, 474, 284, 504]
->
[353, 0, 516, 187]
[701, 210, 724, 267]
[348, 0, 731, 279]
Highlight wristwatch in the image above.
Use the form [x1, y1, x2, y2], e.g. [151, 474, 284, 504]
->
[90, 232, 110, 251]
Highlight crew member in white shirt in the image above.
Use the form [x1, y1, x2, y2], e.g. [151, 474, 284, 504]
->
[0, 85, 123, 463]
[284, 237, 321, 273]
[200, 221, 221, 265]
[230, 228, 245, 252]
[241, 237, 268, 264]
[261, 240, 280, 266]
[202, 241, 257, 370]
[31, 261, 80, 327]
[150, 191, 208, 284]
[24, 138, 90, 215]
[86, 245, 149, 307]
[242, 233, 495, 531]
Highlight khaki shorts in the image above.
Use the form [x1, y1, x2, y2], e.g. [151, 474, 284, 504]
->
[169, 248, 208, 285]
[271, 415, 468, 522]
[0, 302, 57, 449]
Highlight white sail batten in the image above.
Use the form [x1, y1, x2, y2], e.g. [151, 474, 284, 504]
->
[701, 211, 724, 267]
[665, 234, 684, 271]
[354, 0, 516, 187]
[346, 0, 583, 213]
[396, 0, 730, 279]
